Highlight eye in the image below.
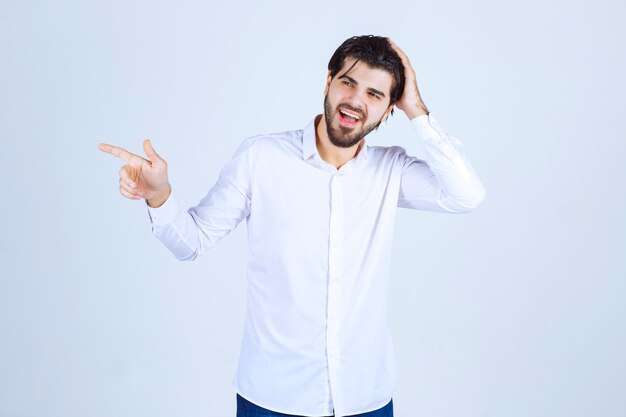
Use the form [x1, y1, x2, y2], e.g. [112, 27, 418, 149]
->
[369, 92, 381, 100]
[342, 80, 354, 87]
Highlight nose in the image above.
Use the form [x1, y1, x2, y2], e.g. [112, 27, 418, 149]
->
[344, 91, 367, 116]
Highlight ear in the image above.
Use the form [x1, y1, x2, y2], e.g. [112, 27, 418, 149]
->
[323, 70, 332, 96]
[382, 104, 394, 123]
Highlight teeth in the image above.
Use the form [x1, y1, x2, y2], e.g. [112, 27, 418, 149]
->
[340, 109, 361, 120]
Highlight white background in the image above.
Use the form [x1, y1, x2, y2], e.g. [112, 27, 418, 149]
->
[1, 0, 624, 416]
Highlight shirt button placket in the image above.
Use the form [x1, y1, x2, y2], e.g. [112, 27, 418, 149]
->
[326, 174, 343, 398]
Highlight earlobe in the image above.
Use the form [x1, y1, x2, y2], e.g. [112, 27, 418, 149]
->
[383, 106, 393, 123]
[324, 70, 332, 95]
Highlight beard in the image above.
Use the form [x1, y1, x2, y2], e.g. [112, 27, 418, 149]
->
[324, 95, 382, 148]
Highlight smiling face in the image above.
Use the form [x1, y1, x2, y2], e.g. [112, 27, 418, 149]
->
[323, 57, 395, 148]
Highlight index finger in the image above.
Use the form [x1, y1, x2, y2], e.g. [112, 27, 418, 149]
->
[98, 143, 143, 162]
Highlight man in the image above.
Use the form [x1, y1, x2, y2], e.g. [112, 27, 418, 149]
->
[99, 35, 486, 417]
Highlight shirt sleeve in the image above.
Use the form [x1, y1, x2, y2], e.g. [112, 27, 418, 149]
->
[145, 137, 256, 260]
[397, 113, 486, 213]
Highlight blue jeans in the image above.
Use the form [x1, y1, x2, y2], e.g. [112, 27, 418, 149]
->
[236, 393, 393, 417]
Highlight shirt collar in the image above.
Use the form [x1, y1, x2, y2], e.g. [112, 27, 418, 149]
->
[302, 115, 320, 160]
[302, 114, 369, 162]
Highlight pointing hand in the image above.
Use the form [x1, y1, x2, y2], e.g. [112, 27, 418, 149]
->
[99, 139, 171, 207]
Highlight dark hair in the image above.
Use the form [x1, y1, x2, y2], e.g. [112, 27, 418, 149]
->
[327, 35, 405, 117]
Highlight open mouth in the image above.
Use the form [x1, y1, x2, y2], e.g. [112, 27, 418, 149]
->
[338, 108, 361, 127]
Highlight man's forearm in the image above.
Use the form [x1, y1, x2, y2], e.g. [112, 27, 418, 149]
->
[405, 101, 429, 120]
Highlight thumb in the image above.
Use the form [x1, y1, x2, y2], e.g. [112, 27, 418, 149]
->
[143, 139, 165, 165]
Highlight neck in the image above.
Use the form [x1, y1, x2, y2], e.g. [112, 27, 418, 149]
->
[315, 114, 364, 170]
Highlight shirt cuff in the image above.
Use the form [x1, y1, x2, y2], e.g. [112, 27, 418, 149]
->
[410, 113, 447, 142]
[146, 192, 180, 226]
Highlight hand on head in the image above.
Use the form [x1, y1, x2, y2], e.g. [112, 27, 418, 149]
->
[386, 38, 429, 118]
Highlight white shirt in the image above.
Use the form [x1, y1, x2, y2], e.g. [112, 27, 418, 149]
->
[146, 113, 486, 417]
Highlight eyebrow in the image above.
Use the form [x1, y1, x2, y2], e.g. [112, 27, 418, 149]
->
[338, 74, 387, 98]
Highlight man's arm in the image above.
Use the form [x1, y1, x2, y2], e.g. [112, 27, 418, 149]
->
[397, 114, 486, 212]
[146, 137, 256, 261]
[99, 136, 255, 261]
[388, 38, 486, 213]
